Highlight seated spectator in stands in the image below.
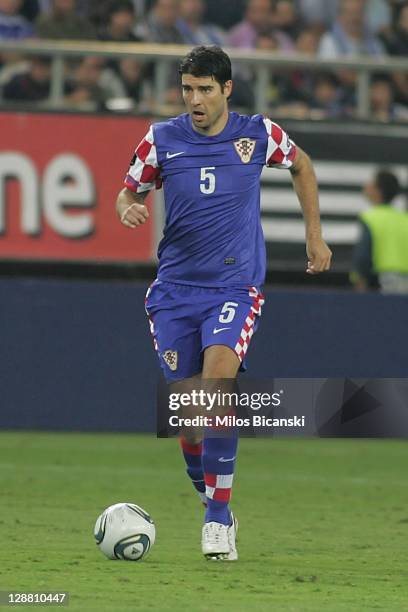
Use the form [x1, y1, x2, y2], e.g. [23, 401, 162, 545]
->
[382, 1, 408, 55]
[295, 26, 321, 54]
[298, 0, 390, 34]
[274, 73, 347, 120]
[381, 3, 408, 107]
[20, 0, 40, 22]
[308, 72, 347, 118]
[269, 28, 320, 110]
[135, 0, 184, 44]
[0, 0, 34, 39]
[176, 0, 226, 46]
[134, 0, 184, 111]
[388, 0, 408, 24]
[365, 0, 392, 36]
[296, 0, 338, 30]
[369, 75, 408, 122]
[37, 0, 89, 17]
[97, 2, 145, 108]
[36, 0, 97, 40]
[229, 0, 293, 51]
[204, 0, 246, 30]
[99, 1, 141, 42]
[271, 0, 303, 41]
[253, 33, 283, 110]
[65, 56, 127, 109]
[117, 56, 146, 104]
[318, 0, 385, 57]
[2, 55, 51, 101]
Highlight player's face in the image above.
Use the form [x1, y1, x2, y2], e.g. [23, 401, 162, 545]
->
[181, 74, 233, 136]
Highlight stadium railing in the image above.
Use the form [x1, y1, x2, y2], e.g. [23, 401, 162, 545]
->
[0, 39, 407, 118]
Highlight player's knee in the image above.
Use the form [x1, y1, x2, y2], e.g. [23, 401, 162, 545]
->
[203, 345, 240, 378]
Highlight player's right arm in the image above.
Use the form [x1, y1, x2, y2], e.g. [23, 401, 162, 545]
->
[116, 188, 149, 229]
[116, 125, 161, 229]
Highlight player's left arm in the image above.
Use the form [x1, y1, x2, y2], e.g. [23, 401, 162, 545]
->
[290, 146, 332, 274]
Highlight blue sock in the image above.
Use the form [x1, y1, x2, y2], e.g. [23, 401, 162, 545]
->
[202, 434, 238, 525]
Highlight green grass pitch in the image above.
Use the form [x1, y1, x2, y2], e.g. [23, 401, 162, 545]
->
[1, 432, 408, 611]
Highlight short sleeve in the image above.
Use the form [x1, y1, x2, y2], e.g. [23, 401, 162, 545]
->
[262, 117, 297, 169]
[124, 125, 162, 193]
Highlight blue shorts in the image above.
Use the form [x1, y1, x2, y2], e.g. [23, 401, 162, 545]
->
[144, 280, 265, 382]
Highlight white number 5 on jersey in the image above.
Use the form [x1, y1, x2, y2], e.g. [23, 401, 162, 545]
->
[219, 302, 238, 324]
[200, 167, 216, 194]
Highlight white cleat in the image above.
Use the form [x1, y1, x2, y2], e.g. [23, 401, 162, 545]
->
[201, 512, 238, 561]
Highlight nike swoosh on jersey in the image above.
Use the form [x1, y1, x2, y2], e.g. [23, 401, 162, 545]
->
[166, 151, 185, 159]
[219, 456, 236, 462]
[213, 327, 231, 334]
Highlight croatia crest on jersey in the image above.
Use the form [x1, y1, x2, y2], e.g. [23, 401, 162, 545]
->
[162, 350, 178, 371]
[234, 137, 256, 164]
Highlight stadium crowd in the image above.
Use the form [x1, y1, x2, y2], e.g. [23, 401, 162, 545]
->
[0, 0, 407, 120]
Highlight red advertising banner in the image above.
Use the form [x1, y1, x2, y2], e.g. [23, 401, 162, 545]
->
[0, 112, 154, 262]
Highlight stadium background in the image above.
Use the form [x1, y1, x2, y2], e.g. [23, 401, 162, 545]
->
[0, 2, 408, 610]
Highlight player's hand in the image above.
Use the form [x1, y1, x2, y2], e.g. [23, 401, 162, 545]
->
[306, 237, 332, 274]
[118, 202, 149, 229]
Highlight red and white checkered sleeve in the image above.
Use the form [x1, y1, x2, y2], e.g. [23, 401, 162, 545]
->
[124, 126, 162, 193]
[262, 117, 297, 169]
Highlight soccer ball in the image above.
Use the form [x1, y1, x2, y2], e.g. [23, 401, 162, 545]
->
[94, 502, 155, 561]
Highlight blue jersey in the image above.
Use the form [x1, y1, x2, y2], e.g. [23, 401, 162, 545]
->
[124, 112, 296, 287]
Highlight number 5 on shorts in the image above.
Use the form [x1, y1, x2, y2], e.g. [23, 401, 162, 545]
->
[219, 302, 239, 324]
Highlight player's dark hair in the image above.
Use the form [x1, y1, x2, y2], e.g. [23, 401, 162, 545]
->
[375, 169, 400, 204]
[179, 46, 232, 91]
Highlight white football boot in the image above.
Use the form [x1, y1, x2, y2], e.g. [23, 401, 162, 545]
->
[201, 512, 238, 561]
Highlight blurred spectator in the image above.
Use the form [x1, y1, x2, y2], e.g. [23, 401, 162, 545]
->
[264, 28, 320, 115]
[369, 75, 408, 122]
[36, 0, 97, 40]
[2, 55, 51, 101]
[308, 72, 347, 118]
[382, 1, 408, 55]
[20, 0, 40, 21]
[295, 26, 321, 54]
[135, 0, 184, 44]
[319, 0, 385, 57]
[204, 0, 246, 30]
[271, 0, 303, 40]
[298, 0, 391, 34]
[388, 0, 408, 23]
[118, 56, 146, 104]
[275, 72, 347, 120]
[96, 1, 145, 108]
[134, 0, 184, 112]
[351, 169, 408, 294]
[365, 0, 392, 36]
[381, 3, 408, 106]
[99, 1, 141, 42]
[66, 56, 127, 109]
[296, 0, 338, 29]
[85, 1, 143, 27]
[253, 32, 282, 110]
[176, 0, 226, 46]
[229, 0, 294, 51]
[256, 32, 280, 51]
[0, 0, 34, 39]
[0, 53, 27, 85]
[37, 0, 89, 16]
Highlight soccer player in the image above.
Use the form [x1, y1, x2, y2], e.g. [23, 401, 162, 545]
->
[115, 46, 332, 560]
